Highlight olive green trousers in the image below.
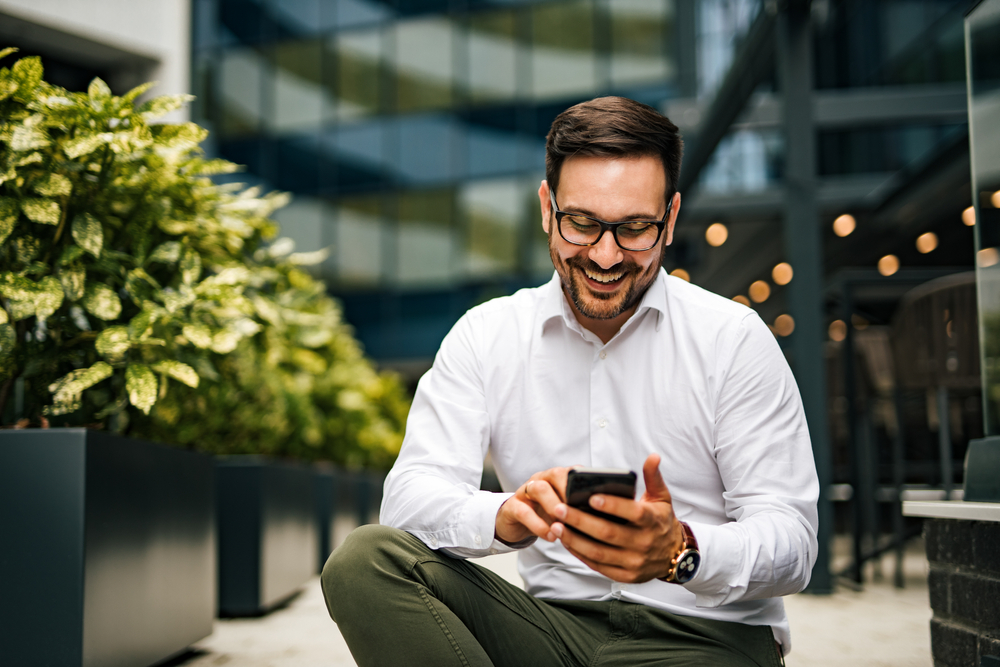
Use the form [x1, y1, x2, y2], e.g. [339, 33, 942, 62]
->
[322, 525, 783, 667]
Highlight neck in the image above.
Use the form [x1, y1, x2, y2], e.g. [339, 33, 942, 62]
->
[563, 291, 638, 344]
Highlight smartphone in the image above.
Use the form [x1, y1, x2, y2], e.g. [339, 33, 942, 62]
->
[565, 468, 637, 528]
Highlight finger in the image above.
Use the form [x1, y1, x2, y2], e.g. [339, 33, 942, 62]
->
[560, 505, 639, 549]
[587, 493, 644, 525]
[506, 497, 557, 540]
[525, 479, 567, 521]
[641, 453, 672, 503]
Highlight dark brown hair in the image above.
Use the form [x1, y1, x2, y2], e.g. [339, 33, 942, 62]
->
[545, 96, 683, 201]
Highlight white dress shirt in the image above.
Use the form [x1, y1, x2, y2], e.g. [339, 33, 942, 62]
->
[381, 269, 819, 653]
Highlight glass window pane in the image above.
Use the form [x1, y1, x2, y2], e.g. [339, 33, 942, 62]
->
[332, 28, 383, 121]
[397, 115, 459, 185]
[604, 0, 674, 87]
[335, 195, 386, 286]
[271, 40, 328, 133]
[392, 17, 455, 113]
[218, 48, 266, 137]
[396, 190, 457, 285]
[461, 179, 522, 277]
[467, 10, 518, 104]
[531, 0, 598, 101]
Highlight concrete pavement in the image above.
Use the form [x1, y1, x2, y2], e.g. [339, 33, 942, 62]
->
[171, 537, 931, 667]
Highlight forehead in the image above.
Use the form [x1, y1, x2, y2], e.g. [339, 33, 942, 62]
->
[557, 155, 667, 216]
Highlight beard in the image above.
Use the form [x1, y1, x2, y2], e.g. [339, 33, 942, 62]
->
[549, 235, 664, 321]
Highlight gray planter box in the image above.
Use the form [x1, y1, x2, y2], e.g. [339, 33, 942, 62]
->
[315, 467, 387, 573]
[216, 457, 317, 616]
[0, 428, 215, 667]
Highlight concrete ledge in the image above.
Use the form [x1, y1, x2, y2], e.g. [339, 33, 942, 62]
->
[903, 500, 1000, 523]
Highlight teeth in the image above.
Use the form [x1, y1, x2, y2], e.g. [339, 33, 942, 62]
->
[584, 268, 624, 283]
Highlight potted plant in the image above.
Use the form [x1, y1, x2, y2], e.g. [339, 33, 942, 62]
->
[0, 45, 409, 644]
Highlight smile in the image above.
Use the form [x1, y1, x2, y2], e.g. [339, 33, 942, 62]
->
[584, 267, 625, 284]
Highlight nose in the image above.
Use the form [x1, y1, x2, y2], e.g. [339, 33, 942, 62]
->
[588, 230, 624, 269]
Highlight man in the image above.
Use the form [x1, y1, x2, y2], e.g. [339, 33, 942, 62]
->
[322, 96, 819, 667]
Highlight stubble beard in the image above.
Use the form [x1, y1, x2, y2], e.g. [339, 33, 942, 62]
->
[549, 232, 664, 321]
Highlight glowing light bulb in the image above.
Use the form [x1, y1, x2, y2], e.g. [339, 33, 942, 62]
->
[916, 232, 938, 254]
[829, 320, 847, 342]
[670, 268, 691, 282]
[774, 314, 795, 337]
[772, 262, 793, 286]
[833, 214, 856, 237]
[705, 223, 728, 247]
[749, 280, 771, 303]
[878, 254, 899, 276]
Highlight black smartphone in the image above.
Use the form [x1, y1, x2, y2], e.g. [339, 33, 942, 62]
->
[565, 468, 637, 528]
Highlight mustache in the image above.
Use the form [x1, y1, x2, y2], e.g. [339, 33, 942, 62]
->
[564, 255, 641, 278]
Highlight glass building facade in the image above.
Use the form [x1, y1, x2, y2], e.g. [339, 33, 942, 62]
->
[191, 0, 973, 366]
[191, 0, 682, 361]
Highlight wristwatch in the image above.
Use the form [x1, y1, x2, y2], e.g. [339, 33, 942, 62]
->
[659, 521, 701, 584]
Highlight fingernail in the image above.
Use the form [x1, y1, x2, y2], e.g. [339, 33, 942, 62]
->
[551, 523, 563, 538]
[591, 495, 605, 509]
[554, 503, 567, 519]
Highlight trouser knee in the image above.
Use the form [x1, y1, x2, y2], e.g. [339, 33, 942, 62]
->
[321, 524, 422, 622]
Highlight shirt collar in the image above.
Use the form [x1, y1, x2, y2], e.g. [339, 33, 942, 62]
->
[538, 268, 670, 340]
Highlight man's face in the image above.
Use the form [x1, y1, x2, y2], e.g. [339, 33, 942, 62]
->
[539, 155, 679, 327]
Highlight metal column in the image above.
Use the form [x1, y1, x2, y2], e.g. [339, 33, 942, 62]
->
[779, 2, 832, 594]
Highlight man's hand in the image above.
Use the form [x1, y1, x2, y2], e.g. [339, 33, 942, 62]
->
[549, 454, 684, 583]
[494, 466, 572, 545]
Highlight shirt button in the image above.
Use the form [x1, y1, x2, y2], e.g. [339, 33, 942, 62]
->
[600, 351, 607, 359]
[598, 419, 607, 429]
[430, 536, 438, 547]
[489, 548, 499, 555]
[474, 535, 482, 546]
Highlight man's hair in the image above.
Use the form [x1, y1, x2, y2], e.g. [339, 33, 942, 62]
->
[545, 96, 683, 202]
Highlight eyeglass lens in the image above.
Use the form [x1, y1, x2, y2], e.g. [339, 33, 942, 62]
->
[559, 215, 660, 251]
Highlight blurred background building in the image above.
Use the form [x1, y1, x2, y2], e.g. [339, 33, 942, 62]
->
[2, 0, 989, 592]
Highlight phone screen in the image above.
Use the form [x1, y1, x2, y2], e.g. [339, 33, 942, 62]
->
[565, 468, 637, 527]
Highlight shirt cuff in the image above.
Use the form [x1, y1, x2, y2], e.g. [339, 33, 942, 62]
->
[681, 520, 746, 607]
[438, 491, 534, 558]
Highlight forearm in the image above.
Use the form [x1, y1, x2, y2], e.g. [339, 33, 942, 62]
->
[684, 507, 817, 606]
[381, 467, 522, 557]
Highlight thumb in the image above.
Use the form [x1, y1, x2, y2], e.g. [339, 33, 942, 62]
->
[641, 453, 672, 503]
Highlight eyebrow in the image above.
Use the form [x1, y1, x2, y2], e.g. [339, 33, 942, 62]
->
[560, 204, 664, 222]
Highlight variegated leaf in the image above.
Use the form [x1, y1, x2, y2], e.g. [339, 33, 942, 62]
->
[33, 173, 72, 197]
[15, 152, 43, 167]
[34, 276, 64, 321]
[180, 247, 201, 284]
[0, 323, 14, 357]
[95, 326, 131, 360]
[15, 236, 39, 263]
[153, 360, 199, 388]
[82, 284, 122, 321]
[87, 77, 112, 104]
[210, 329, 242, 354]
[72, 213, 103, 257]
[11, 56, 43, 102]
[8, 300, 34, 321]
[58, 264, 85, 302]
[0, 308, 8, 325]
[63, 133, 109, 159]
[288, 249, 329, 266]
[21, 198, 60, 225]
[0, 198, 18, 246]
[148, 241, 182, 264]
[128, 305, 162, 339]
[126, 364, 158, 414]
[11, 123, 47, 151]
[138, 94, 194, 120]
[181, 323, 212, 348]
[47, 361, 113, 415]
[161, 288, 195, 313]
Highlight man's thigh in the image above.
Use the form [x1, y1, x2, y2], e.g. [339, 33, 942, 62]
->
[322, 525, 604, 667]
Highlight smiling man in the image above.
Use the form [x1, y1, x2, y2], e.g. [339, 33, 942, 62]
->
[322, 97, 819, 667]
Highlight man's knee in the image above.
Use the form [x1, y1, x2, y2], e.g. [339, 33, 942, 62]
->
[321, 524, 422, 621]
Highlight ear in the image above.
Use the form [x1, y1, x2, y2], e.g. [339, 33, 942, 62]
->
[538, 180, 552, 235]
[663, 191, 681, 246]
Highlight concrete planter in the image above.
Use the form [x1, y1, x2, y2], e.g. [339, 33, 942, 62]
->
[0, 428, 215, 667]
[315, 467, 386, 572]
[216, 456, 317, 616]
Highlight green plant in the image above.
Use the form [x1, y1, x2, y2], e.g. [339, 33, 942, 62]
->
[0, 49, 408, 467]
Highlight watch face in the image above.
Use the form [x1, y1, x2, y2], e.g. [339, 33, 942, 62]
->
[674, 550, 701, 584]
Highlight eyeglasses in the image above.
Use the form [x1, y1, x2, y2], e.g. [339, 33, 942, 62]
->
[549, 190, 670, 252]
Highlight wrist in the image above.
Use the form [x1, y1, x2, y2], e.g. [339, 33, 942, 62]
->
[658, 521, 701, 584]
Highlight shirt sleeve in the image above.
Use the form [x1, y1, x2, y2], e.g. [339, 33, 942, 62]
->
[682, 312, 820, 606]
[379, 310, 525, 558]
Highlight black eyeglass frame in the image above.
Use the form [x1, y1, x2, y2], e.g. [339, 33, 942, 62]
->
[548, 190, 672, 252]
